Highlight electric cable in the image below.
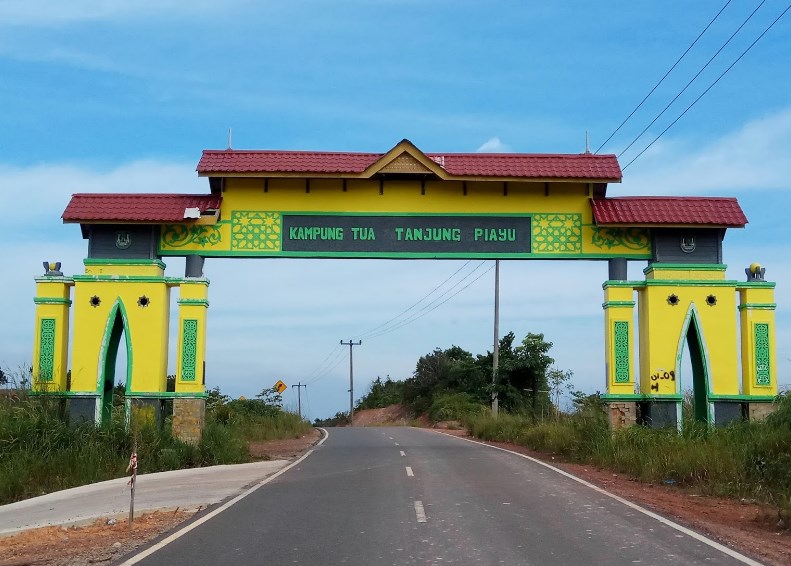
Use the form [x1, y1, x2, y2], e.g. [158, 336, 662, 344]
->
[304, 346, 346, 386]
[359, 261, 488, 340]
[353, 260, 473, 340]
[623, 2, 791, 171]
[301, 343, 343, 383]
[618, 0, 767, 159]
[301, 260, 492, 386]
[366, 263, 496, 340]
[595, 0, 732, 154]
[305, 349, 349, 387]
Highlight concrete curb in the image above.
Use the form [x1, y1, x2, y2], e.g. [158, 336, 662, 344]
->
[0, 460, 290, 536]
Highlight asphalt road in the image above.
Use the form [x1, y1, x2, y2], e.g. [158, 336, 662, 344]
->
[123, 427, 760, 565]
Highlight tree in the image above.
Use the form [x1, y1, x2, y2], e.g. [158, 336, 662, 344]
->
[256, 386, 283, 409]
[495, 332, 555, 416]
[405, 345, 487, 414]
[547, 367, 574, 418]
[0, 367, 6, 386]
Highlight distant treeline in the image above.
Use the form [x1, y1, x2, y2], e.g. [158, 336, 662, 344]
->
[316, 331, 584, 426]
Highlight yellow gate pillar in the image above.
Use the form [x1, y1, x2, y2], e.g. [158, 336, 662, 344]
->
[602, 280, 637, 428]
[173, 257, 209, 445]
[637, 263, 741, 427]
[738, 264, 777, 420]
[32, 263, 72, 392]
[70, 259, 171, 424]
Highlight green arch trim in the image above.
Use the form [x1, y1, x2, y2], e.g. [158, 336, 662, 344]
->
[674, 303, 712, 423]
[97, 298, 133, 393]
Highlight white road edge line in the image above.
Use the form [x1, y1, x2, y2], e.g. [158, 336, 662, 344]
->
[120, 428, 331, 565]
[405, 466, 414, 477]
[414, 500, 427, 523]
[433, 431, 762, 566]
[400, 450, 406, 457]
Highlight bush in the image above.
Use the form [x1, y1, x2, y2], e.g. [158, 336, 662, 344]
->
[461, 401, 791, 518]
[428, 392, 484, 422]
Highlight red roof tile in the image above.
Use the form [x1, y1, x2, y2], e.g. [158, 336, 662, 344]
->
[590, 197, 747, 227]
[197, 149, 622, 181]
[63, 193, 222, 223]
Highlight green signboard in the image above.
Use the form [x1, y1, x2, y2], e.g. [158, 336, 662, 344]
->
[281, 215, 531, 255]
[159, 211, 652, 259]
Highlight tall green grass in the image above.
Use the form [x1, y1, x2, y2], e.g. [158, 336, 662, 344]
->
[0, 392, 313, 505]
[463, 394, 791, 516]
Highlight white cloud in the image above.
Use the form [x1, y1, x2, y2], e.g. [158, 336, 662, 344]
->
[1, 161, 203, 233]
[620, 107, 791, 195]
[476, 137, 512, 153]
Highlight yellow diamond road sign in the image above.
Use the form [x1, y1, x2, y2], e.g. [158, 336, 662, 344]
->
[274, 380, 287, 394]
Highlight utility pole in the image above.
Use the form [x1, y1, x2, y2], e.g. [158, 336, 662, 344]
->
[492, 259, 500, 417]
[340, 339, 362, 426]
[293, 382, 307, 419]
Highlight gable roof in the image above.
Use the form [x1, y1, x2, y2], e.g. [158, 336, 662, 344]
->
[197, 139, 622, 182]
[590, 197, 747, 228]
[62, 193, 222, 223]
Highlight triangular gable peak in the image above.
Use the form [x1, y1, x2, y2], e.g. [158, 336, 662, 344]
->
[360, 139, 448, 179]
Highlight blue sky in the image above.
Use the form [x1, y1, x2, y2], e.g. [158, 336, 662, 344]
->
[1, 1, 789, 420]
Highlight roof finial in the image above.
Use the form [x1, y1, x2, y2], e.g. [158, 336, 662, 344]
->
[227, 127, 233, 150]
[585, 130, 590, 154]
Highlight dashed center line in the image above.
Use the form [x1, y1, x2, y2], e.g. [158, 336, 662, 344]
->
[394, 442, 400, 446]
[405, 466, 414, 477]
[414, 500, 427, 523]
[400, 450, 406, 457]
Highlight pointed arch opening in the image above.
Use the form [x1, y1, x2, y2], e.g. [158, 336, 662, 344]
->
[98, 300, 132, 425]
[676, 305, 711, 424]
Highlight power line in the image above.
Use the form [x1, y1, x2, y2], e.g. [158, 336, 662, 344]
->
[304, 347, 347, 386]
[595, 0, 732, 154]
[617, 0, 767, 159]
[300, 260, 492, 387]
[623, 2, 791, 171]
[363, 261, 489, 340]
[354, 260, 473, 340]
[301, 344, 345, 386]
[366, 263, 496, 340]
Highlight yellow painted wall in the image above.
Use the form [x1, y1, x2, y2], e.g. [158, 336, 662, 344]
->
[32, 278, 72, 392]
[738, 284, 777, 396]
[637, 266, 739, 396]
[159, 178, 651, 258]
[602, 284, 636, 395]
[70, 262, 170, 394]
[175, 279, 209, 394]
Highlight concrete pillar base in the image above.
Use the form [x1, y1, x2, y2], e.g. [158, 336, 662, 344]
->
[173, 398, 205, 445]
[638, 401, 679, 429]
[129, 398, 163, 429]
[69, 397, 99, 424]
[607, 401, 637, 429]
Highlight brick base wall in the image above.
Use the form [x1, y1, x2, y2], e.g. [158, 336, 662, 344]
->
[607, 401, 637, 429]
[173, 398, 205, 445]
[748, 402, 775, 422]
